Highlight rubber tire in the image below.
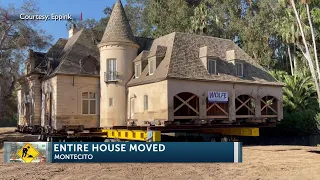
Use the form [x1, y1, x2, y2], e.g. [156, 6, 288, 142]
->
[38, 135, 43, 141]
[221, 137, 228, 142]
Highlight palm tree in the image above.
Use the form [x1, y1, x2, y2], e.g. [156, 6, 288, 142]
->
[276, 8, 298, 75]
[282, 73, 319, 113]
[271, 70, 319, 113]
[289, 0, 320, 108]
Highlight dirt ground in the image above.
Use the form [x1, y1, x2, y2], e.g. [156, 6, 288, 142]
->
[0, 128, 320, 180]
[0, 127, 16, 134]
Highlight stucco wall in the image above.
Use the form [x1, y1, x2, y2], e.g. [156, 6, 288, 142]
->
[167, 79, 283, 121]
[99, 44, 138, 127]
[55, 75, 100, 130]
[41, 76, 57, 127]
[128, 80, 168, 125]
[32, 75, 42, 125]
[17, 74, 42, 126]
[17, 89, 22, 125]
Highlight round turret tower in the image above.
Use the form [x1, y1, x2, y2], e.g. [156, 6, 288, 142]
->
[98, 0, 139, 127]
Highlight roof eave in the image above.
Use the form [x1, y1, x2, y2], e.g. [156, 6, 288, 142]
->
[166, 76, 284, 87]
[97, 41, 140, 49]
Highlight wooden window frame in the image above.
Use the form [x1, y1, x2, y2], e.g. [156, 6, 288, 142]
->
[82, 92, 97, 115]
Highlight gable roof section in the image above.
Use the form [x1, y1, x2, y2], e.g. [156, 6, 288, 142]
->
[128, 32, 282, 86]
[46, 38, 68, 60]
[50, 29, 100, 76]
[128, 33, 176, 86]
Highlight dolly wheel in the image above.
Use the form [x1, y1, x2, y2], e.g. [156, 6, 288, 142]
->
[221, 137, 229, 142]
[47, 136, 52, 142]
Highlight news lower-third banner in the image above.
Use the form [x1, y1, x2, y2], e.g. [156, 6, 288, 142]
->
[3, 142, 242, 163]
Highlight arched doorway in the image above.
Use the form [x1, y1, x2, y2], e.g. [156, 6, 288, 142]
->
[261, 96, 278, 119]
[174, 92, 199, 120]
[236, 95, 255, 120]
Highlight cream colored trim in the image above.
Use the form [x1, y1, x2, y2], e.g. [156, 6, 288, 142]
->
[207, 58, 217, 75]
[97, 41, 140, 49]
[148, 58, 156, 75]
[81, 92, 97, 115]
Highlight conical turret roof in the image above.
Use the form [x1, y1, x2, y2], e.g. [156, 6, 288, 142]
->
[99, 0, 137, 46]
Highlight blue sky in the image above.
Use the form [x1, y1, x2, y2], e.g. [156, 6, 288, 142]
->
[1, 0, 122, 44]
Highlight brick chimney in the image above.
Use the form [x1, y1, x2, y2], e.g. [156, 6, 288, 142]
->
[68, 23, 78, 38]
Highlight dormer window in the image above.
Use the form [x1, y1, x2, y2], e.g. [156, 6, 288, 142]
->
[207, 59, 216, 75]
[148, 58, 156, 75]
[236, 62, 243, 77]
[135, 63, 141, 78]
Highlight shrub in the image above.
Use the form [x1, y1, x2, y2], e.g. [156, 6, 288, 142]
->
[277, 109, 319, 135]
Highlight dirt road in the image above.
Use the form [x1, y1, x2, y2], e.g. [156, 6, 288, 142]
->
[0, 128, 320, 180]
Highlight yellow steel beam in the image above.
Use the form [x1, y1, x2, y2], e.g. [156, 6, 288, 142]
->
[101, 129, 161, 142]
[203, 128, 259, 137]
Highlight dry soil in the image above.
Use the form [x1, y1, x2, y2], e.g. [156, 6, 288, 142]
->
[0, 127, 320, 180]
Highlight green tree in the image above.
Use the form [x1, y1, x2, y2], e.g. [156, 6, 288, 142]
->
[143, 0, 194, 37]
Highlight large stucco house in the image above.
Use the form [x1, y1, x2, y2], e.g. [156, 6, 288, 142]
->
[17, 0, 283, 131]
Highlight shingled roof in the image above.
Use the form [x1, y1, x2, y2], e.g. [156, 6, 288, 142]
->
[50, 29, 100, 76]
[128, 32, 282, 87]
[46, 38, 68, 60]
[99, 0, 137, 46]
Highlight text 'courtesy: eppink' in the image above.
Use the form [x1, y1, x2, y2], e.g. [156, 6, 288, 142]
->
[4, 13, 83, 21]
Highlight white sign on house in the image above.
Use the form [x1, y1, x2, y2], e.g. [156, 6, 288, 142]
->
[208, 91, 228, 103]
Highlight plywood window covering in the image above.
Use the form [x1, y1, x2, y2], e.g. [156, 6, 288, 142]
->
[236, 62, 243, 77]
[174, 92, 200, 117]
[208, 59, 216, 75]
[82, 92, 96, 115]
[206, 98, 229, 117]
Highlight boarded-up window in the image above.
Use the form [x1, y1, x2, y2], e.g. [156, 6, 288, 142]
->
[208, 59, 216, 75]
[82, 92, 96, 115]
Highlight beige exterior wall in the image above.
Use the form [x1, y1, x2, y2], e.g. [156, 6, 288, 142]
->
[99, 44, 138, 127]
[17, 74, 42, 126]
[128, 80, 168, 125]
[17, 89, 23, 125]
[32, 75, 42, 125]
[41, 76, 57, 127]
[167, 79, 283, 121]
[41, 75, 100, 130]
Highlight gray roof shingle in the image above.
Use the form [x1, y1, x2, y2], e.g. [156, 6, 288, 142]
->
[51, 29, 100, 76]
[99, 0, 137, 46]
[128, 32, 282, 86]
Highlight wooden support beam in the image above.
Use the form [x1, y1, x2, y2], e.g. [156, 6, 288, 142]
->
[174, 95, 199, 115]
[261, 98, 277, 115]
[236, 98, 254, 114]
